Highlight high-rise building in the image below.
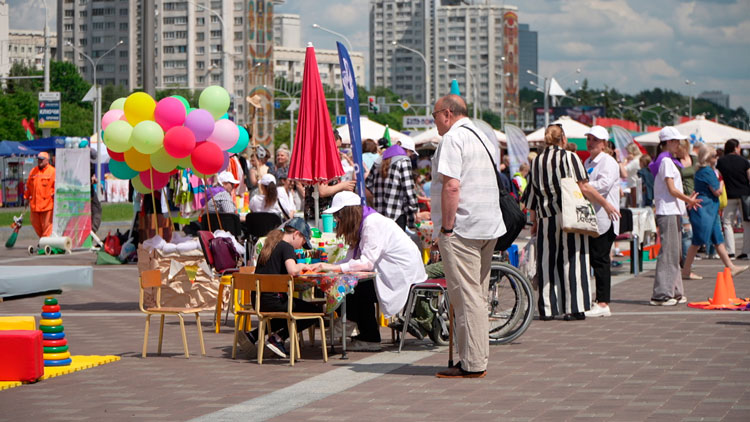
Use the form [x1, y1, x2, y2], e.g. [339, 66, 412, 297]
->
[698, 90, 730, 109]
[273, 14, 301, 49]
[518, 23, 537, 93]
[6, 30, 57, 71]
[0, 1, 10, 79]
[370, 0, 519, 118]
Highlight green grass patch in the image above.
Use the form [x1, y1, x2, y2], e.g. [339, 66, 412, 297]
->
[0, 202, 134, 226]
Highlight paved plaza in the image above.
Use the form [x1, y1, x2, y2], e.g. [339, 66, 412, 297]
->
[1, 235, 749, 421]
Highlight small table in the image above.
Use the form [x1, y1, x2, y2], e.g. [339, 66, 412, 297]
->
[294, 271, 376, 359]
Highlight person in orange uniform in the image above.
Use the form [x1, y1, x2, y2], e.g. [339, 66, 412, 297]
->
[24, 151, 56, 238]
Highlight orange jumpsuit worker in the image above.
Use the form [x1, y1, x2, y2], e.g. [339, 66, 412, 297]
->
[24, 151, 56, 238]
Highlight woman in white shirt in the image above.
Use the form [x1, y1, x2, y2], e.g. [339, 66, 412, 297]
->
[651, 127, 701, 306]
[249, 173, 283, 216]
[312, 191, 427, 352]
[275, 168, 297, 220]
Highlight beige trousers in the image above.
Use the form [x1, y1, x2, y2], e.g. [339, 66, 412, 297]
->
[439, 233, 496, 372]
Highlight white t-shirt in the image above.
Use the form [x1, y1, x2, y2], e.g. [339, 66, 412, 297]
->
[248, 194, 283, 215]
[585, 152, 621, 235]
[625, 159, 640, 189]
[430, 117, 506, 240]
[276, 186, 296, 218]
[654, 157, 686, 216]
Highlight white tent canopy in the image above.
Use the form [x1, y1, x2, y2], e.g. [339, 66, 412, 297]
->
[525, 116, 591, 142]
[411, 125, 506, 149]
[634, 115, 750, 146]
[336, 116, 413, 145]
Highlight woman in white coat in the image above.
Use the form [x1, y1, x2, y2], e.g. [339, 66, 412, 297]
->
[313, 191, 427, 351]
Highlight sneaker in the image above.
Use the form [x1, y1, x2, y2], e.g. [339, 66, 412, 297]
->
[737, 253, 749, 260]
[707, 254, 719, 260]
[347, 338, 383, 352]
[238, 331, 256, 353]
[650, 298, 678, 306]
[266, 334, 287, 358]
[585, 304, 611, 317]
[675, 296, 688, 304]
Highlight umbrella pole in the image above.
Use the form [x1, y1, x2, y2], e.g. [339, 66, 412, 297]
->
[314, 184, 320, 230]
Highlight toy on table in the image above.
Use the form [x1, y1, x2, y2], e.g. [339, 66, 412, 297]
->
[39, 297, 71, 367]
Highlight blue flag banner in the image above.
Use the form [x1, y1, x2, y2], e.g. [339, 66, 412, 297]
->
[336, 42, 366, 204]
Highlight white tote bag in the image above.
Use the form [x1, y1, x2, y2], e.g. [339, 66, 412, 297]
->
[560, 152, 600, 237]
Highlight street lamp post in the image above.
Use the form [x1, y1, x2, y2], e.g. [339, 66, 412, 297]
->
[391, 41, 430, 115]
[444, 58, 478, 119]
[311, 24, 353, 51]
[266, 85, 301, 148]
[526, 69, 550, 127]
[639, 103, 662, 130]
[685, 79, 696, 119]
[66, 40, 123, 200]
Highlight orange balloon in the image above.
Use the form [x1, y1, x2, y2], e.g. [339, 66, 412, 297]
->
[123, 148, 151, 172]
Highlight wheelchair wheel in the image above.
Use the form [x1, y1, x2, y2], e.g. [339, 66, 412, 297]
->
[487, 262, 533, 344]
[428, 293, 450, 346]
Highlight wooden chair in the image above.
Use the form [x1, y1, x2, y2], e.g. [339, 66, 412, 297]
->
[216, 265, 255, 333]
[232, 273, 327, 366]
[139, 269, 206, 359]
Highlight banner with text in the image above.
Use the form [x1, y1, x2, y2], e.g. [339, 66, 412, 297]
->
[336, 42, 366, 204]
[403, 116, 435, 129]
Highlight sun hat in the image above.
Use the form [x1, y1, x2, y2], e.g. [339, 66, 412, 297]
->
[259, 173, 276, 186]
[398, 137, 417, 153]
[659, 126, 688, 141]
[217, 171, 239, 185]
[323, 191, 362, 215]
[284, 217, 312, 249]
[584, 125, 609, 141]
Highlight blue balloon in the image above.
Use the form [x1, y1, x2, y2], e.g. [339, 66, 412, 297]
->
[228, 125, 250, 153]
[109, 159, 139, 180]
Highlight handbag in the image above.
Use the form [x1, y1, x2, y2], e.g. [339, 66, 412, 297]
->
[462, 126, 525, 251]
[718, 184, 728, 210]
[560, 151, 600, 237]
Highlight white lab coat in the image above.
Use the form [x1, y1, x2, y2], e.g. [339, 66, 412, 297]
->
[338, 212, 427, 317]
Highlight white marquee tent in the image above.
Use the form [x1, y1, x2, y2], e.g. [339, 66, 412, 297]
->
[634, 115, 750, 146]
[335, 116, 413, 145]
[525, 116, 591, 143]
[411, 125, 506, 150]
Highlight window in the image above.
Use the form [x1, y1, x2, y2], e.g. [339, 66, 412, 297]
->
[119, 50, 127, 57]
[120, 23, 128, 31]
[119, 64, 128, 72]
[79, 10, 87, 17]
[196, 17, 205, 26]
[210, 30, 221, 38]
[196, 33, 205, 41]
[92, 36, 102, 44]
[78, 24, 87, 31]
[196, 46, 205, 55]
[210, 44, 222, 53]
[196, 61, 205, 69]
[64, 24, 74, 31]
[120, 8, 128, 16]
[177, 45, 187, 53]
[234, 31, 242, 41]
[210, 16, 220, 23]
[163, 46, 175, 54]
[79, 38, 87, 46]
[64, 10, 74, 17]
[164, 16, 187, 25]
[163, 2, 187, 11]
[175, 31, 187, 39]
[234, 17, 242, 25]
[163, 32, 175, 40]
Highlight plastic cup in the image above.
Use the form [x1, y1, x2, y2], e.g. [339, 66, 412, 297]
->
[322, 213, 334, 233]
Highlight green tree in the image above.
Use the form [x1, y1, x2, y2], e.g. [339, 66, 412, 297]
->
[50, 61, 91, 106]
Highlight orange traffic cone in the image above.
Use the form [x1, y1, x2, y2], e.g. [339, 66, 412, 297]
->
[723, 267, 739, 302]
[709, 272, 731, 306]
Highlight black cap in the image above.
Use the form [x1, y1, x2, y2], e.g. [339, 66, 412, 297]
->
[284, 217, 312, 249]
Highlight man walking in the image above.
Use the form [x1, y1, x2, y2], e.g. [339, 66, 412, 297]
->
[431, 95, 505, 378]
[24, 151, 56, 238]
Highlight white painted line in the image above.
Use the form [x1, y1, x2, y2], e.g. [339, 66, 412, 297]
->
[189, 349, 434, 422]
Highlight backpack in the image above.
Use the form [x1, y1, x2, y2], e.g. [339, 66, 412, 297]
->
[104, 232, 122, 257]
[209, 237, 240, 273]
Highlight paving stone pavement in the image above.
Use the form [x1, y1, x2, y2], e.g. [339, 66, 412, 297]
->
[1, 239, 749, 421]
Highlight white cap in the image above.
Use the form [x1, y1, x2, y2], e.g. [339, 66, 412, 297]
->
[398, 137, 417, 153]
[659, 126, 688, 141]
[259, 173, 276, 186]
[584, 125, 609, 141]
[217, 171, 239, 185]
[323, 191, 362, 214]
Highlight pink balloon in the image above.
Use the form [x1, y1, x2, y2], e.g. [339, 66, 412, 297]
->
[154, 97, 187, 131]
[183, 109, 215, 141]
[191, 141, 224, 175]
[206, 119, 240, 151]
[163, 126, 196, 159]
[101, 109, 126, 130]
[139, 168, 171, 190]
[219, 151, 230, 172]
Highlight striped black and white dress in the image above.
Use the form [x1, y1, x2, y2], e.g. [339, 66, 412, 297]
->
[523, 145, 591, 317]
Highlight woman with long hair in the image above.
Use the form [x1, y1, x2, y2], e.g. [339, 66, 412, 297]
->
[249, 173, 283, 216]
[237, 218, 319, 358]
[523, 124, 620, 320]
[311, 191, 426, 351]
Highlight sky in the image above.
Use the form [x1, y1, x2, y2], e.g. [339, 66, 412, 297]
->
[9, 0, 750, 112]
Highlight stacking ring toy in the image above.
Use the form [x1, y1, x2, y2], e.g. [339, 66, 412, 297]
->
[43, 332, 65, 340]
[43, 351, 71, 360]
[44, 358, 73, 366]
[44, 345, 69, 354]
[39, 318, 63, 326]
[42, 305, 60, 313]
[40, 325, 64, 333]
[44, 298, 58, 306]
[41, 312, 62, 319]
[43, 339, 67, 347]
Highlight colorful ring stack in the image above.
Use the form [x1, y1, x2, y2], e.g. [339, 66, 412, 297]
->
[40, 297, 71, 366]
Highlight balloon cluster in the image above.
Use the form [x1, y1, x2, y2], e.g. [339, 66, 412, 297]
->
[102, 86, 250, 194]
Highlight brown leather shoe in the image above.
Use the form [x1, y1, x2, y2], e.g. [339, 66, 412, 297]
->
[435, 366, 486, 378]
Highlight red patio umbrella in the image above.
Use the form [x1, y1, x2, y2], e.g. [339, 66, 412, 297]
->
[288, 43, 344, 226]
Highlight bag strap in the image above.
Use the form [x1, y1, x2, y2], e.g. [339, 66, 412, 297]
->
[277, 197, 290, 220]
[460, 125, 505, 194]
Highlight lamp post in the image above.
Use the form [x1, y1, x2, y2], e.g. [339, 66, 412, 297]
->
[311, 24, 353, 51]
[658, 105, 682, 127]
[639, 103, 662, 130]
[615, 101, 644, 120]
[392, 41, 430, 115]
[444, 58, 477, 119]
[526, 69, 550, 127]
[190, 1, 230, 90]
[265, 85, 301, 148]
[66, 40, 123, 200]
[685, 79, 696, 119]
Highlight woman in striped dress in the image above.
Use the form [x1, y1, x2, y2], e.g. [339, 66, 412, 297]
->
[523, 125, 620, 320]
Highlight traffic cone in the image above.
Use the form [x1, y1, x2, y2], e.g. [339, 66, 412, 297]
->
[709, 272, 730, 306]
[723, 267, 739, 302]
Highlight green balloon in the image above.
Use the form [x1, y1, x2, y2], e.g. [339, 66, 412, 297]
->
[103, 120, 133, 153]
[199, 86, 231, 120]
[151, 148, 179, 173]
[177, 155, 193, 170]
[171, 95, 191, 111]
[131, 120, 165, 155]
[110, 97, 127, 111]
[229, 125, 250, 153]
[109, 159, 139, 180]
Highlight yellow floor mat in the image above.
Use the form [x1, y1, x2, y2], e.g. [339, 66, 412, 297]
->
[0, 355, 120, 391]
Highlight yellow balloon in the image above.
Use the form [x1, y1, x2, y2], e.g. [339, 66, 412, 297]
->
[124, 148, 151, 172]
[151, 148, 179, 173]
[124, 92, 156, 125]
[131, 175, 153, 194]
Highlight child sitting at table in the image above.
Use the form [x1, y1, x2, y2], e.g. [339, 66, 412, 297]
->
[238, 217, 319, 358]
